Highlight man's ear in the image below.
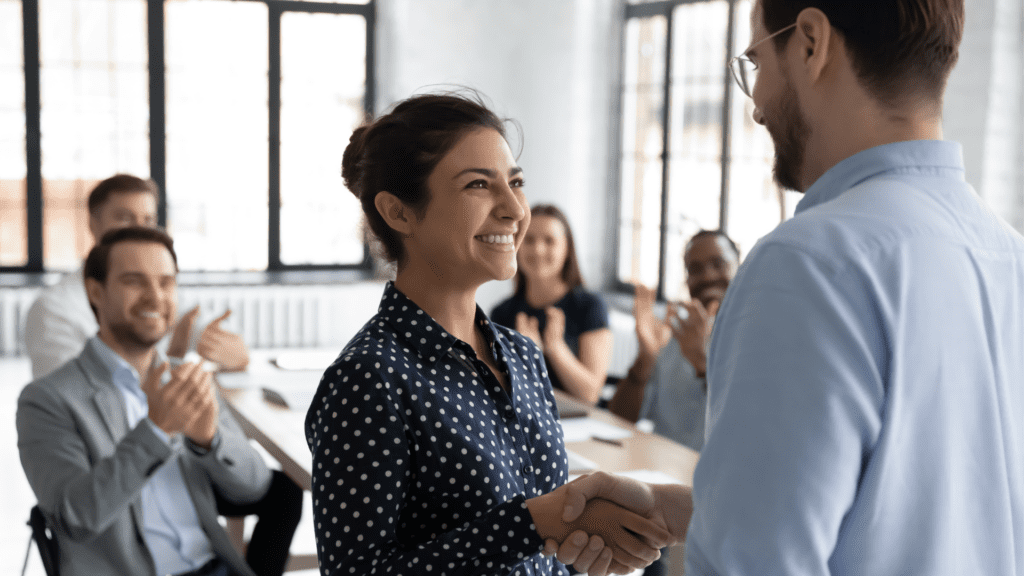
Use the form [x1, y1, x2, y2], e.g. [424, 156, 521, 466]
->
[84, 277, 104, 321]
[374, 191, 416, 236]
[88, 214, 102, 244]
[793, 7, 834, 85]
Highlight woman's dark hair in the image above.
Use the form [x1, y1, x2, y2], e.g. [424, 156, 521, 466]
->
[761, 0, 963, 106]
[342, 91, 511, 263]
[513, 204, 585, 297]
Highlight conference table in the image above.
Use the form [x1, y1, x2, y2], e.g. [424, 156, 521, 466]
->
[219, 349, 699, 574]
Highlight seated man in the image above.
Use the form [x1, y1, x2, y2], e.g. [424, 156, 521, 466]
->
[17, 227, 301, 576]
[24, 173, 249, 379]
[608, 229, 740, 452]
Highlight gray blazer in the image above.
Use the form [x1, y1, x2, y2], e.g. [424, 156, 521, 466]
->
[16, 340, 272, 576]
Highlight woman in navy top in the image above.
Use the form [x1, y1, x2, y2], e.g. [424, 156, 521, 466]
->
[492, 205, 612, 404]
[304, 93, 669, 576]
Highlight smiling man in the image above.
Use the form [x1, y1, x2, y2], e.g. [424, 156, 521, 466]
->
[608, 229, 739, 452]
[554, 1, 1024, 575]
[684, 0, 1024, 574]
[17, 227, 300, 576]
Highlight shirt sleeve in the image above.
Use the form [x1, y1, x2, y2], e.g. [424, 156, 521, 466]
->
[24, 291, 90, 379]
[307, 362, 545, 576]
[573, 291, 609, 334]
[685, 242, 886, 575]
[490, 298, 517, 329]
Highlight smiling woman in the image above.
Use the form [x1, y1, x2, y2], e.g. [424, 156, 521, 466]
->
[303, 92, 672, 576]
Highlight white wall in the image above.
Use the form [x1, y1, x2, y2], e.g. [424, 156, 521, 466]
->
[374, 0, 1024, 316]
[942, 0, 1024, 230]
[375, 0, 622, 312]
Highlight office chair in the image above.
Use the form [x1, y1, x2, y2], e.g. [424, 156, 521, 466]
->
[22, 505, 59, 576]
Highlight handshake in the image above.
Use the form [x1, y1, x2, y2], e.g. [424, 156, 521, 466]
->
[527, 471, 694, 576]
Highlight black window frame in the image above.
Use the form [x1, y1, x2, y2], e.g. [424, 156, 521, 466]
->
[612, 0, 740, 300]
[3, 0, 376, 274]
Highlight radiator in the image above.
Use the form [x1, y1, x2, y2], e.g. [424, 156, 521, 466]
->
[0, 281, 387, 357]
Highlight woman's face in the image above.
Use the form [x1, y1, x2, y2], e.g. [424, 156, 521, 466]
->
[406, 127, 529, 287]
[518, 214, 569, 284]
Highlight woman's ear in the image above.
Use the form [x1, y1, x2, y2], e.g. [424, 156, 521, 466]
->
[374, 191, 415, 236]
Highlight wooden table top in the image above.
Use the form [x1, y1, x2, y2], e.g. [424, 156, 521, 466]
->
[220, 355, 699, 492]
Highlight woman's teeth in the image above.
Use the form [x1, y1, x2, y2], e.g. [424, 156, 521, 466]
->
[477, 234, 513, 244]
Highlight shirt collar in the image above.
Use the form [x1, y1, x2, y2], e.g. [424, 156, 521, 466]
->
[796, 140, 966, 215]
[88, 336, 165, 400]
[377, 281, 504, 368]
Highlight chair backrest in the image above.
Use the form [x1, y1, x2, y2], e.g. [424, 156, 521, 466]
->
[25, 505, 59, 576]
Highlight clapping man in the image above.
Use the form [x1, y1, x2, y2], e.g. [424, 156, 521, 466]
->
[608, 230, 739, 451]
[18, 227, 300, 576]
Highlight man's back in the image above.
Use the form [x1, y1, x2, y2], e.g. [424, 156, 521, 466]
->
[689, 141, 1024, 574]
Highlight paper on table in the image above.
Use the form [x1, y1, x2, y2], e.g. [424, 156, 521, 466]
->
[567, 450, 597, 472]
[559, 417, 633, 443]
[617, 469, 685, 485]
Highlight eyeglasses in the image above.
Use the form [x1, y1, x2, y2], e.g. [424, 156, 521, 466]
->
[728, 23, 797, 98]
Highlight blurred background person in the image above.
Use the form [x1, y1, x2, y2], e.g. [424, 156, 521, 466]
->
[492, 204, 612, 405]
[24, 174, 250, 379]
[608, 229, 739, 452]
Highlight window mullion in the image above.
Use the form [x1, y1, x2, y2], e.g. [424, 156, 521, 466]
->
[657, 8, 673, 301]
[24, 0, 42, 271]
[149, 0, 167, 227]
[268, 5, 282, 270]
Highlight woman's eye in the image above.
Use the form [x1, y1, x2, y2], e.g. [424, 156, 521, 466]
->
[511, 178, 525, 188]
[466, 179, 488, 189]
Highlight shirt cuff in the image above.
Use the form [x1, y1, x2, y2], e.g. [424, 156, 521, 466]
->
[185, 431, 222, 456]
[145, 418, 173, 445]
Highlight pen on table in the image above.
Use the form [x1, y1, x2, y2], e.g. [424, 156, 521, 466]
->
[591, 436, 623, 447]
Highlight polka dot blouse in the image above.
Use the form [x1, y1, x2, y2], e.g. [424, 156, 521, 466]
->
[305, 282, 571, 576]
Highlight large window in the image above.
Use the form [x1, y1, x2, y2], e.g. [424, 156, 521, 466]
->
[1, 0, 374, 273]
[617, 0, 801, 300]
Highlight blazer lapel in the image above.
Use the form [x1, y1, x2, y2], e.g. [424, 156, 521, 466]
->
[77, 343, 129, 448]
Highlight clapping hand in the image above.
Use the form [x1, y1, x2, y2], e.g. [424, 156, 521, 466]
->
[197, 309, 250, 371]
[633, 284, 671, 361]
[542, 307, 567, 352]
[665, 299, 719, 378]
[515, 311, 544, 352]
[142, 360, 219, 449]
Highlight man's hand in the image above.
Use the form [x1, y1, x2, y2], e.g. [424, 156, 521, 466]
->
[527, 484, 671, 573]
[666, 299, 719, 377]
[634, 284, 671, 361]
[560, 471, 693, 545]
[515, 312, 544, 352]
[142, 361, 218, 448]
[166, 306, 201, 358]
[197, 310, 249, 371]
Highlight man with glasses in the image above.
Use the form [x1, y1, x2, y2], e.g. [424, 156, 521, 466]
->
[550, 1, 1024, 574]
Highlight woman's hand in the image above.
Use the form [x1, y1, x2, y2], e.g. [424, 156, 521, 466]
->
[527, 483, 670, 573]
[542, 306, 566, 350]
[515, 311, 544, 352]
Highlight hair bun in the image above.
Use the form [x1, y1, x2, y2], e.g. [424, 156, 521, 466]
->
[342, 125, 370, 200]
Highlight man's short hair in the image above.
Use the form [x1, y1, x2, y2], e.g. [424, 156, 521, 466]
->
[686, 229, 741, 260]
[84, 226, 179, 286]
[761, 0, 964, 106]
[87, 174, 160, 217]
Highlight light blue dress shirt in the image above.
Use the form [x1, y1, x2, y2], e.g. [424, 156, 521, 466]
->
[90, 337, 217, 575]
[686, 140, 1024, 575]
[639, 341, 706, 452]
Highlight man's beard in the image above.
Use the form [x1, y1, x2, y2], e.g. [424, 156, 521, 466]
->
[766, 80, 810, 192]
[109, 320, 163, 353]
